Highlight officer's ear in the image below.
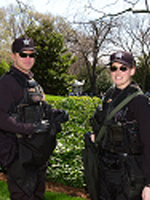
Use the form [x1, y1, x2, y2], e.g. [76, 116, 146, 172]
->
[11, 53, 16, 61]
[130, 67, 136, 76]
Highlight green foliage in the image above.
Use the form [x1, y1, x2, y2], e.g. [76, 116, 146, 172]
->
[25, 19, 76, 95]
[96, 68, 112, 94]
[46, 95, 102, 188]
[0, 60, 10, 77]
[0, 181, 10, 200]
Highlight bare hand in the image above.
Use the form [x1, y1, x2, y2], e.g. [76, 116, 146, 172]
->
[142, 186, 150, 200]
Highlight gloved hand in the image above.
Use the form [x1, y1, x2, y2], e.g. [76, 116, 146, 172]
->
[33, 120, 50, 134]
[53, 109, 69, 123]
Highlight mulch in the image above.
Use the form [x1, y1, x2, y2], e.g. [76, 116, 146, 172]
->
[0, 173, 90, 199]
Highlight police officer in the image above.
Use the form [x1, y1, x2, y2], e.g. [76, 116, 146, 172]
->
[0, 37, 68, 200]
[90, 51, 150, 200]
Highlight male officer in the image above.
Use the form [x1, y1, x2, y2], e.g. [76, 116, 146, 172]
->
[0, 36, 68, 200]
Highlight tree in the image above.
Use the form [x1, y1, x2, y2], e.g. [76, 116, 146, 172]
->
[4, 4, 35, 39]
[80, 0, 150, 19]
[110, 14, 150, 92]
[0, 4, 36, 63]
[25, 19, 76, 95]
[0, 7, 12, 63]
[2, 1, 150, 94]
[65, 17, 113, 95]
[134, 55, 150, 92]
[96, 66, 112, 95]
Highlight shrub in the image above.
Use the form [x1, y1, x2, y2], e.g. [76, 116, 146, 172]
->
[46, 95, 101, 188]
[0, 60, 10, 77]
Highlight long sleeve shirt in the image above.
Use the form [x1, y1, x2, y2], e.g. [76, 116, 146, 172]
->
[0, 66, 34, 135]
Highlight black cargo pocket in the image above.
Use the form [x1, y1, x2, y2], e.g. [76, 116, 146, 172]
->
[122, 155, 145, 200]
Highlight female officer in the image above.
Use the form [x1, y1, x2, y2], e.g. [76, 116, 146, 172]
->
[90, 51, 150, 200]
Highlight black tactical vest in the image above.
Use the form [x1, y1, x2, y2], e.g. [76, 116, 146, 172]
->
[10, 71, 45, 123]
[93, 83, 143, 155]
[9, 71, 56, 167]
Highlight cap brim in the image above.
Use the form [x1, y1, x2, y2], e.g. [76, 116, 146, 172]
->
[20, 47, 36, 52]
[108, 59, 130, 66]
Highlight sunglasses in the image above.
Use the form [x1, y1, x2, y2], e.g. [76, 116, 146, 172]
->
[110, 65, 129, 72]
[19, 52, 36, 58]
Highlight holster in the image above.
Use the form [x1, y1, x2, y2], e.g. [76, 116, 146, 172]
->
[18, 131, 56, 167]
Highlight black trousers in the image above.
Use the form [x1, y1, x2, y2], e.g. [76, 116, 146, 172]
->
[7, 165, 47, 200]
[99, 152, 144, 200]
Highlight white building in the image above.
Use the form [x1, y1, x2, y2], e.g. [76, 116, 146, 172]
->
[71, 80, 85, 96]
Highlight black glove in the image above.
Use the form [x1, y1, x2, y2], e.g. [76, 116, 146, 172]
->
[53, 109, 69, 123]
[33, 120, 50, 134]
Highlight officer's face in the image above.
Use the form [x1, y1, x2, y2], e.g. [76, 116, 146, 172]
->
[110, 62, 136, 90]
[11, 50, 35, 74]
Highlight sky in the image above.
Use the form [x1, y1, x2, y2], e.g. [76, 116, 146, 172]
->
[1, 0, 150, 21]
[2, 0, 76, 16]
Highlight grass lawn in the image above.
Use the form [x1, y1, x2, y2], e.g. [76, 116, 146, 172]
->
[45, 94, 66, 101]
[44, 191, 87, 199]
[0, 181, 87, 200]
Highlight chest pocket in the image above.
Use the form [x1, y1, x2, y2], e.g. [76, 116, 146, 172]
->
[103, 121, 128, 153]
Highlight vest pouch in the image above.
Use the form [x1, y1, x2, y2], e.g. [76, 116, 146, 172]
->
[0, 132, 17, 168]
[27, 79, 43, 104]
[109, 123, 124, 142]
[107, 123, 128, 153]
[122, 155, 145, 200]
[126, 122, 143, 154]
[18, 132, 56, 166]
[19, 105, 43, 123]
[27, 91, 43, 104]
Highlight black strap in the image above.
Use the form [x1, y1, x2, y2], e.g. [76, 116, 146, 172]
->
[7, 70, 28, 87]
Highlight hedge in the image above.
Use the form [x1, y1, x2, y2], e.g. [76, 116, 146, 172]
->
[46, 95, 102, 188]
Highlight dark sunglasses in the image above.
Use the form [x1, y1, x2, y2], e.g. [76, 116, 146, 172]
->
[110, 65, 129, 72]
[19, 52, 36, 58]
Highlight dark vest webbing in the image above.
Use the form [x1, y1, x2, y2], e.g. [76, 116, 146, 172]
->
[95, 84, 143, 147]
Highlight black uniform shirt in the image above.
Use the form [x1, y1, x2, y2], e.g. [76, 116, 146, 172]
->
[0, 66, 33, 135]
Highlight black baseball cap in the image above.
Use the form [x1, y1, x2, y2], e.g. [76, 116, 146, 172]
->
[109, 51, 135, 67]
[12, 37, 36, 53]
